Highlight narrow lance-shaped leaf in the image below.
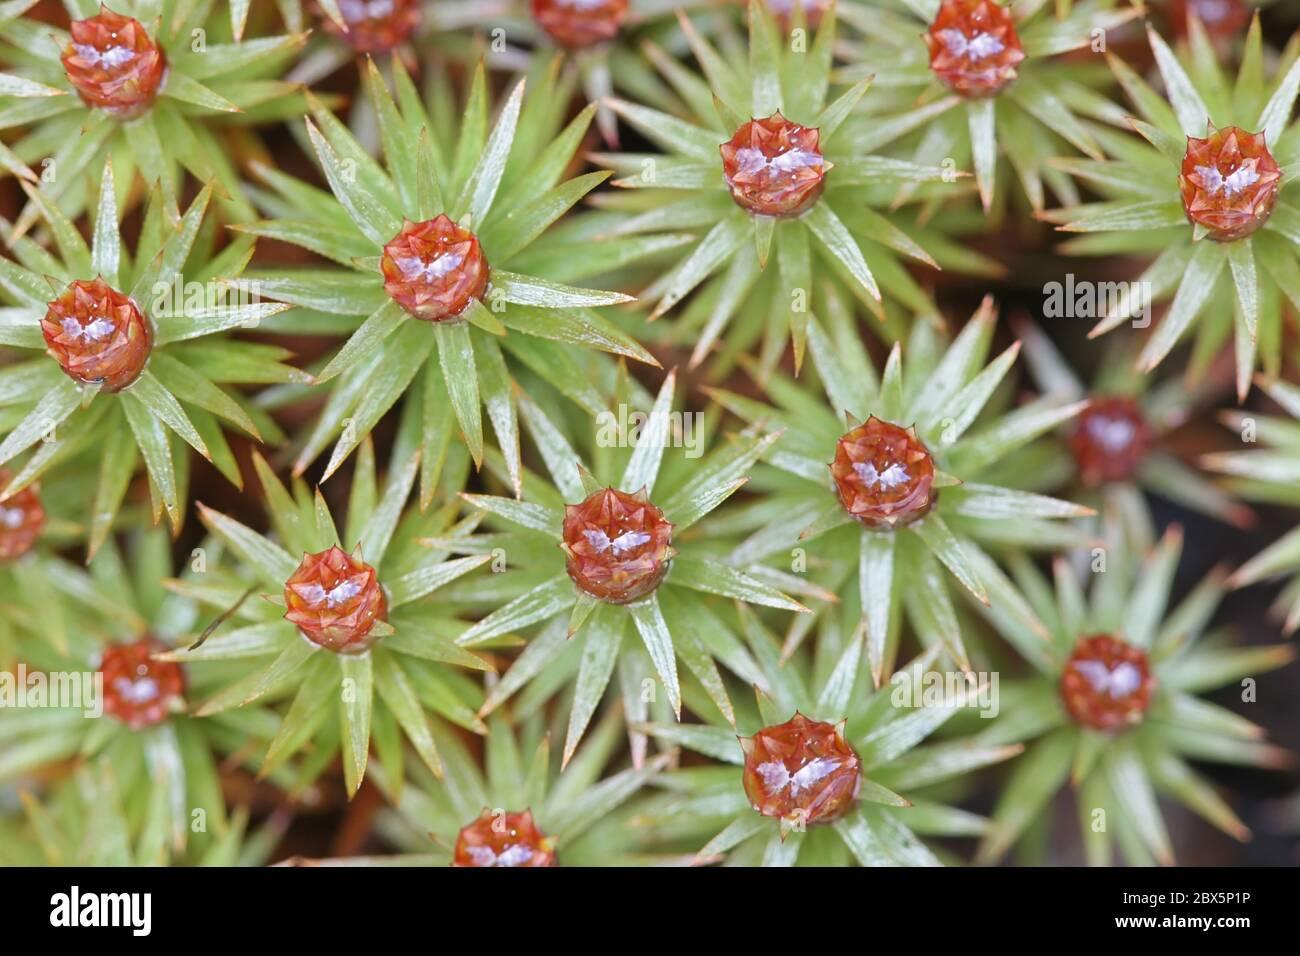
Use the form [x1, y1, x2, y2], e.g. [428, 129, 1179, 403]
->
[338, 654, 374, 798]
[564, 606, 624, 766]
[435, 321, 483, 467]
[860, 530, 895, 686]
[967, 97, 997, 210]
[621, 369, 675, 497]
[628, 594, 681, 718]
[804, 202, 879, 302]
[459, 78, 525, 225]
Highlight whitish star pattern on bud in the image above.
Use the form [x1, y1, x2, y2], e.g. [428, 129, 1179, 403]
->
[1074, 660, 1144, 698]
[853, 461, 911, 492]
[299, 578, 364, 609]
[756, 756, 842, 797]
[1085, 417, 1137, 453]
[583, 529, 651, 554]
[741, 713, 862, 825]
[1194, 164, 1261, 198]
[937, 29, 1005, 61]
[60, 316, 115, 343]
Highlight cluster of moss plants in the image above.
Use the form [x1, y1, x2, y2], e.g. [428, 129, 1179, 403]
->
[0, 0, 1295, 867]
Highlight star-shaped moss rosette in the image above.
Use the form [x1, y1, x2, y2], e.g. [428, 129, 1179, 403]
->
[343, 706, 669, 866]
[0, 461, 145, 663]
[705, 299, 1092, 682]
[0, 1, 311, 228]
[593, 1, 987, 374]
[0, 165, 297, 552]
[413, 0, 727, 146]
[1161, 0, 1267, 43]
[1201, 377, 1300, 633]
[4, 761, 290, 866]
[285, 0, 419, 87]
[0, 528, 283, 864]
[832, 0, 1139, 213]
[1007, 318, 1252, 538]
[633, 612, 1018, 866]
[238, 62, 655, 503]
[0, 453, 103, 547]
[167, 440, 500, 798]
[1043, 20, 1300, 399]
[282, 1, 484, 147]
[972, 517, 1294, 864]
[446, 371, 809, 761]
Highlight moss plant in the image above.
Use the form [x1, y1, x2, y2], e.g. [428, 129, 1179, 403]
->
[594, 2, 999, 375]
[446, 371, 807, 759]
[240, 59, 655, 504]
[1010, 319, 1252, 540]
[973, 516, 1293, 864]
[165, 439, 500, 798]
[1044, 19, 1300, 398]
[835, 0, 1141, 212]
[0, 528, 281, 863]
[632, 606, 1020, 866]
[0, 0, 1293, 871]
[0, 1, 310, 226]
[368, 707, 669, 866]
[705, 301, 1092, 681]
[0, 165, 296, 550]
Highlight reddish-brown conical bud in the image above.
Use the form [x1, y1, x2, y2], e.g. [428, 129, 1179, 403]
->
[284, 545, 388, 654]
[61, 7, 167, 119]
[561, 487, 673, 604]
[42, 278, 152, 393]
[452, 809, 557, 867]
[322, 0, 421, 54]
[1179, 125, 1280, 241]
[720, 112, 830, 218]
[530, 0, 628, 49]
[765, 0, 832, 30]
[924, 0, 1025, 97]
[741, 713, 862, 826]
[380, 215, 489, 322]
[1067, 396, 1153, 486]
[0, 469, 44, 561]
[1169, 0, 1250, 39]
[99, 637, 185, 730]
[831, 417, 936, 530]
[1060, 634, 1154, 732]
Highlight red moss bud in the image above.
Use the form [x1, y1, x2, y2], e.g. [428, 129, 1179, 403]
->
[0, 470, 44, 561]
[61, 7, 166, 119]
[741, 713, 862, 826]
[561, 487, 673, 604]
[924, 0, 1024, 97]
[284, 545, 388, 654]
[720, 112, 829, 218]
[530, 0, 628, 49]
[831, 417, 936, 530]
[380, 216, 489, 322]
[323, 0, 422, 54]
[1179, 125, 1280, 242]
[42, 278, 152, 393]
[100, 637, 185, 730]
[452, 809, 557, 867]
[1060, 634, 1154, 732]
